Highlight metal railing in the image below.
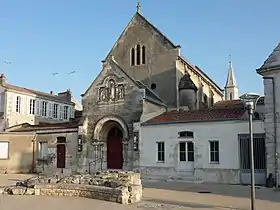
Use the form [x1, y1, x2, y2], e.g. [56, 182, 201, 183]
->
[88, 157, 104, 174]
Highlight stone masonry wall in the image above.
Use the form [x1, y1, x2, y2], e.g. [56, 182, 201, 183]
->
[0, 171, 142, 204]
[263, 78, 276, 176]
[81, 60, 144, 172]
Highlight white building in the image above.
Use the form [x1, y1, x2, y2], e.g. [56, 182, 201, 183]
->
[139, 100, 266, 184]
[257, 42, 280, 186]
[0, 73, 75, 129]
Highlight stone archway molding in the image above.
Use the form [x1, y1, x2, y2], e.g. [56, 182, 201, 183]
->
[93, 115, 129, 140]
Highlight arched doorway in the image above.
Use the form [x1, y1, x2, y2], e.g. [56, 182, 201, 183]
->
[107, 127, 123, 169]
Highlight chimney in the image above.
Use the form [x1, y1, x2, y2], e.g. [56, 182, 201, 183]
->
[0, 73, 6, 85]
[58, 89, 72, 102]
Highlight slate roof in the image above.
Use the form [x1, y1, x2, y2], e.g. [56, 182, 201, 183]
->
[135, 80, 166, 105]
[225, 62, 237, 87]
[179, 72, 198, 91]
[257, 42, 280, 73]
[143, 100, 246, 125]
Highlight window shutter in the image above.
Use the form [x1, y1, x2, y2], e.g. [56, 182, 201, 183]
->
[39, 101, 43, 116]
[48, 103, 52, 117]
[36, 100, 39, 115]
[59, 105, 63, 119]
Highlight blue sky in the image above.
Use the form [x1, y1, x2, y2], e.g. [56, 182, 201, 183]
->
[1, 0, 279, 100]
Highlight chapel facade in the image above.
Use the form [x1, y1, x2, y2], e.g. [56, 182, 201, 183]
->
[78, 5, 226, 172]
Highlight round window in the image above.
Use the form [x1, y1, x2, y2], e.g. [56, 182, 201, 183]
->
[151, 83, 156, 90]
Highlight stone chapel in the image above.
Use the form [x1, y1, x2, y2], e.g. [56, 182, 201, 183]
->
[78, 4, 236, 172]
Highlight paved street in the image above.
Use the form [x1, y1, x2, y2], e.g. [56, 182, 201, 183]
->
[1, 174, 280, 209]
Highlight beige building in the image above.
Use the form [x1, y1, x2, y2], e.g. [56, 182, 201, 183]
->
[0, 73, 76, 129]
[0, 132, 35, 173]
[2, 122, 79, 174]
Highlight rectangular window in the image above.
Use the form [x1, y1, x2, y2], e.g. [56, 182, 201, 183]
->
[209, 141, 219, 163]
[157, 142, 165, 162]
[29, 99, 35, 115]
[39, 142, 48, 159]
[16, 96, 21, 113]
[0, 142, 9, 159]
[42, 101, 47, 117]
[53, 104, 58, 118]
[63, 106, 68, 120]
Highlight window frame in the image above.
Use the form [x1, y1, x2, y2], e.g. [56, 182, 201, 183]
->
[209, 140, 220, 164]
[29, 99, 36, 115]
[53, 103, 58, 118]
[157, 141, 165, 162]
[0, 141, 9, 159]
[63, 106, 68, 120]
[16, 96, 21, 113]
[42, 101, 47, 117]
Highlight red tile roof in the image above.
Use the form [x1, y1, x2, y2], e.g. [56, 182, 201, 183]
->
[144, 100, 246, 125]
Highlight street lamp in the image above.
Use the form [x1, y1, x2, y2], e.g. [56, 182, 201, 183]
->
[240, 93, 262, 210]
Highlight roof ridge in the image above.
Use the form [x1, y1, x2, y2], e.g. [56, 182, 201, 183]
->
[178, 56, 223, 93]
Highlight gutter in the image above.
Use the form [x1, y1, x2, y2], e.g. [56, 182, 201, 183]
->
[263, 76, 278, 187]
[141, 118, 246, 126]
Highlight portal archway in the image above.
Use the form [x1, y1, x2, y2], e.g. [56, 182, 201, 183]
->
[107, 127, 123, 169]
[93, 115, 128, 170]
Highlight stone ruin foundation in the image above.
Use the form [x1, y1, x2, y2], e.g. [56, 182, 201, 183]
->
[0, 171, 142, 204]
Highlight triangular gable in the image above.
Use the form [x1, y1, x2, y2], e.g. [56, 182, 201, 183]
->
[104, 11, 179, 61]
[257, 42, 280, 73]
[82, 58, 166, 106]
[82, 58, 138, 97]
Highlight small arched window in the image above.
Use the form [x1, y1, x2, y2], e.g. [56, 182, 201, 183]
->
[131, 48, 135, 66]
[16, 96, 21, 113]
[136, 44, 141, 65]
[179, 131, 194, 138]
[142, 46, 146, 64]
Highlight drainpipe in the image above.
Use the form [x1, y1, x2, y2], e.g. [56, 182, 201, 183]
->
[263, 76, 278, 188]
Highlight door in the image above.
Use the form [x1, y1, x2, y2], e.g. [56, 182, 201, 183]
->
[239, 134, 266, 185]
[178, 142, 194, 173]
[56, 144, 66, 168]
[107, 127, 123, 169]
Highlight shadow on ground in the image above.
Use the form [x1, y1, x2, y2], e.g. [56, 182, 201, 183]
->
[142, 180, 280, 204]
[141, 197, 247, 210]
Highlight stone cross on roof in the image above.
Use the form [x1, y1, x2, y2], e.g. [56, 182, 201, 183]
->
[137, 2, 141, 13]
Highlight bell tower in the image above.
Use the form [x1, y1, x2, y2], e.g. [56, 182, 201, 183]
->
[224, 55, 238, 100]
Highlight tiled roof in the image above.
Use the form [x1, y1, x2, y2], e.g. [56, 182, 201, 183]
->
[143, 100, 246, 125]
[2, 82, 73, 104]
[8, 122, 78, 132]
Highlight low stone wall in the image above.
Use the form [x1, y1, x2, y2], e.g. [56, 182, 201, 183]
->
[0, 171, 142, 204]
[34, 184, 141, 204]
